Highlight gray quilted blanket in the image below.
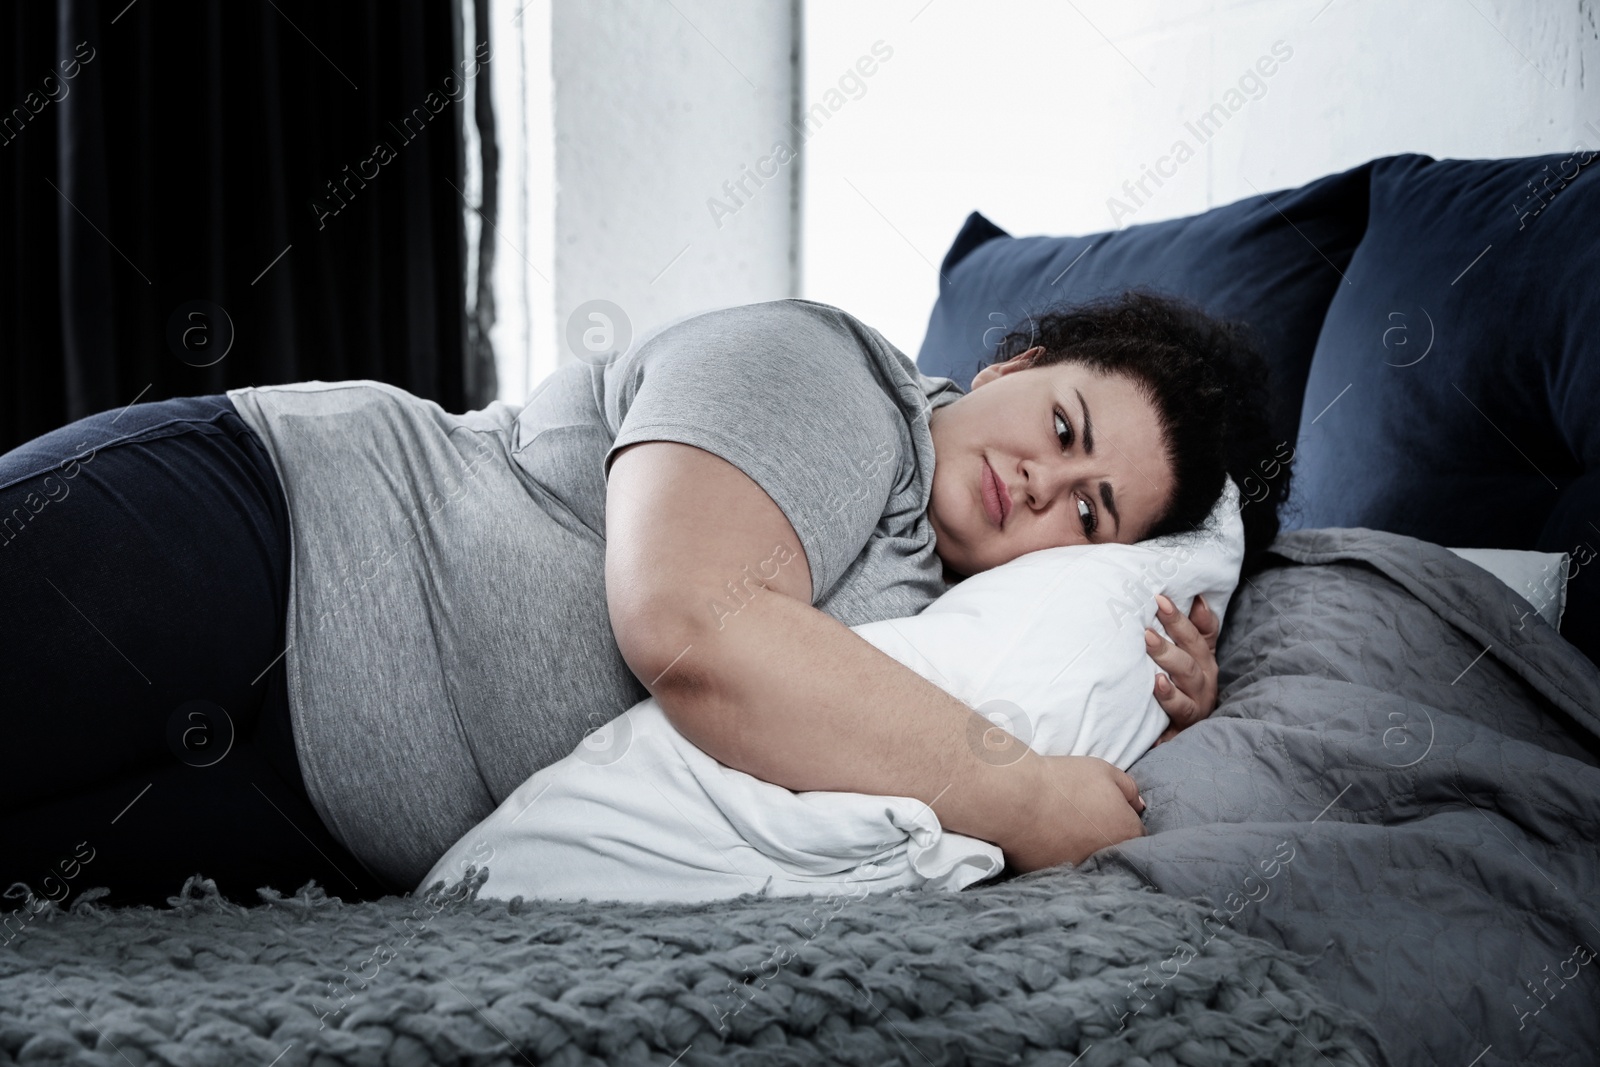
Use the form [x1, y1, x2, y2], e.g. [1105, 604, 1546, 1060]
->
[1087, 527, 1600, 1067]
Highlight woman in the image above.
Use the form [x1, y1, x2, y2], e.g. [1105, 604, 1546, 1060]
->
[0, 289, 1285, 910]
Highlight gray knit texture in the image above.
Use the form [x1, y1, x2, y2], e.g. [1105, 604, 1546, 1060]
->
[0, 866, 1384, 1066]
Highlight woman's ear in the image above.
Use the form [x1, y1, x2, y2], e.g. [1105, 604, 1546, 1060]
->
[971, 346, 1046, 390]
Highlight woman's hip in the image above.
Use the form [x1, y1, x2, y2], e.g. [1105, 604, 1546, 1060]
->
[0, 394, 301, 807]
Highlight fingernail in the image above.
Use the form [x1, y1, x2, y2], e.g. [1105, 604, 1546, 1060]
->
[1195, 594, 1207, 612]
[1137, 794, 1147, 812]
[1155, 673, 1169, 694]
[1144, 629, 1161, 651]
[1156, 594, 1174, 615]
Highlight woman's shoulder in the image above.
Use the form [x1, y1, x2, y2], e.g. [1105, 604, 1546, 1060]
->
[630, 299, 954, 396]
[634, 298, 871, 347]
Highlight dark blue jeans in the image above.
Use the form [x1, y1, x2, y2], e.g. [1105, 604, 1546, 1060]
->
[0, 395, 392, 910]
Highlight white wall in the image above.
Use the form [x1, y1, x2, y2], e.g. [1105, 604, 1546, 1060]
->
[548, 0, 798, 378]
[490, 1, 800, 405]
[801, 0, 1600, 362]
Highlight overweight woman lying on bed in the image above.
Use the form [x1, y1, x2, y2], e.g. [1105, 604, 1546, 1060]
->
[0, 290, 1283, 909]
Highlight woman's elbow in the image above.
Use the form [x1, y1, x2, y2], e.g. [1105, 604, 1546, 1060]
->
[608, 580, 809, 760]
[607, 593, 708, 697]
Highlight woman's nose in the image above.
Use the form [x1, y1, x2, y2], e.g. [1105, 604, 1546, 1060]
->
[1021, 456, 1073, 509]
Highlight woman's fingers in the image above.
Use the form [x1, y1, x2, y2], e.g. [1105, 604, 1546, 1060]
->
[1153, 667, 1202, 728]
[1155, 593, 1209, 656]
[1108, 762, 1145, 812]
[1145, 625, 1201, 698]
[1188, 594, 1221, 652]
[1147, 593, 1220, 730]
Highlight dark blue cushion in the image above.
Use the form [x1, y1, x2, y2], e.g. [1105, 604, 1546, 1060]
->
[1288, 151, 1600, 666]
[915, 159, 1375, 445]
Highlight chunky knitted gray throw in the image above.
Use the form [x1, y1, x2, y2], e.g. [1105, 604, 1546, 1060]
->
[0, 865, 1381, 1066]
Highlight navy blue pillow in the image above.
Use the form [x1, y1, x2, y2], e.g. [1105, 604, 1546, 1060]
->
[1288, 152, 1600, 666]
[915, 159, 1375, 446]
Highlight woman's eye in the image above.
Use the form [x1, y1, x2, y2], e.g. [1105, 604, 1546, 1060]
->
[1077, 497, 1097, 537]
[1054, 409, 1073, 450]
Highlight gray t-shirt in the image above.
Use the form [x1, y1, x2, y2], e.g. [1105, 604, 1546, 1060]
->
[227, 298, 964, 891]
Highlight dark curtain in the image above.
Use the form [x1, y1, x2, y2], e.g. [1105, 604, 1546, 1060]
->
[1, 0, 499, 454]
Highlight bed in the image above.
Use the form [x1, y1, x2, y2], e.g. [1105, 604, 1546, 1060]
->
[4, 151, 1597, 1066]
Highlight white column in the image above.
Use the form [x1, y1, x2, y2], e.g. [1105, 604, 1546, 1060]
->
[549, 0, 800, 370]
[488, 0, 559, 405]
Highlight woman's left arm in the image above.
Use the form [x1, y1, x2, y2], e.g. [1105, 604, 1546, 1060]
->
[1145, 593, 1221, 744]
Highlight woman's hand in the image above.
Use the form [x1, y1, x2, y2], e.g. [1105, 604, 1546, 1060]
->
[1001, 754, 1146, 872]
[1146, 593, 1221, 745]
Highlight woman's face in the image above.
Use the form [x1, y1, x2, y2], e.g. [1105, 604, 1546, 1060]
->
[928, 347, 1176, 578]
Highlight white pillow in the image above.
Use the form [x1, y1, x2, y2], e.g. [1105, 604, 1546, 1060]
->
[856, 474, 1246, 770]
[419, 478, 1246, 905]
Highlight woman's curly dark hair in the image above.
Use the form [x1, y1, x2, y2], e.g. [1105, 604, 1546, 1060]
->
[983, 288, 1290, 575]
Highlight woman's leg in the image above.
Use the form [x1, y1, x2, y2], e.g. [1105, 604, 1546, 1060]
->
[0, 395, 391, 911]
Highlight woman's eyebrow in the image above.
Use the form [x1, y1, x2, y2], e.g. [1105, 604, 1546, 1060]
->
[1075, 389, 1095, 455]
[1060, 388, 1119, 536]
[1101, 481, 1121, 536]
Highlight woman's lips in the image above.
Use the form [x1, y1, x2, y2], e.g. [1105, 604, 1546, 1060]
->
[981, 459, 1011, 529]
